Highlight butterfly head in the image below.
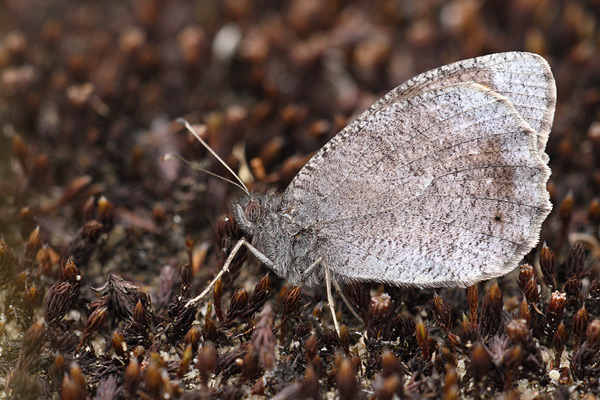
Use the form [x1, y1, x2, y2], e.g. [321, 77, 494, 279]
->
[233, 190, 283, 236]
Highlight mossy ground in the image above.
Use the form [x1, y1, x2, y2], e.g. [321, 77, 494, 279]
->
[1, 1, 599, 399]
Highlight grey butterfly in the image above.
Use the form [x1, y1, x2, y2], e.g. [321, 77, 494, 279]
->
[184, 51, 555, 333]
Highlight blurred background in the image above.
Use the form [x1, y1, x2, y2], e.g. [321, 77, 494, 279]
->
[1, 0, 600, 398]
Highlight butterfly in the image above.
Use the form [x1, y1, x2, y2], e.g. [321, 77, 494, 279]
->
[181, 52, 556, 334]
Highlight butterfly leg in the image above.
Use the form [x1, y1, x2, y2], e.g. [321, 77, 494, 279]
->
[243, 240, 276, 269]
[186, 238, 247, 307]
[333, 280, 365, 325]
[300, 257, 323, 280]
[186, 238, 277, 308]
[323, 261, 341, 337]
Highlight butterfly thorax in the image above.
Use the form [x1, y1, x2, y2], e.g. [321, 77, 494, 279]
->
[232, 190, 322, 287]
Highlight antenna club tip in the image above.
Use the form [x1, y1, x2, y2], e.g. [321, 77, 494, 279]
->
[176, 117, 188, 126]
[161, 153, 175, 162]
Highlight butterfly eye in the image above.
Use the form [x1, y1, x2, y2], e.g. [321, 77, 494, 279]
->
[245, 201, 260, 222]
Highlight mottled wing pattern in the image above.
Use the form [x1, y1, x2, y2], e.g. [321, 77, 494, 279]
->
[283, 52, 555, 287]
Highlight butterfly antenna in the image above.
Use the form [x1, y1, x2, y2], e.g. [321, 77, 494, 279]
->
[161, 153, 249, 193]
[177, 118, 250, 195]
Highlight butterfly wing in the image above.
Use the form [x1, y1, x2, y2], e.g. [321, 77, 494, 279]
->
[349, 52, 555, 161]
[283, 53, 555, 287]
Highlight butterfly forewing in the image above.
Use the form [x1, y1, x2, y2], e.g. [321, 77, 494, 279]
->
[283, 52, 555, 287]
[333, 52, 555, 160]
